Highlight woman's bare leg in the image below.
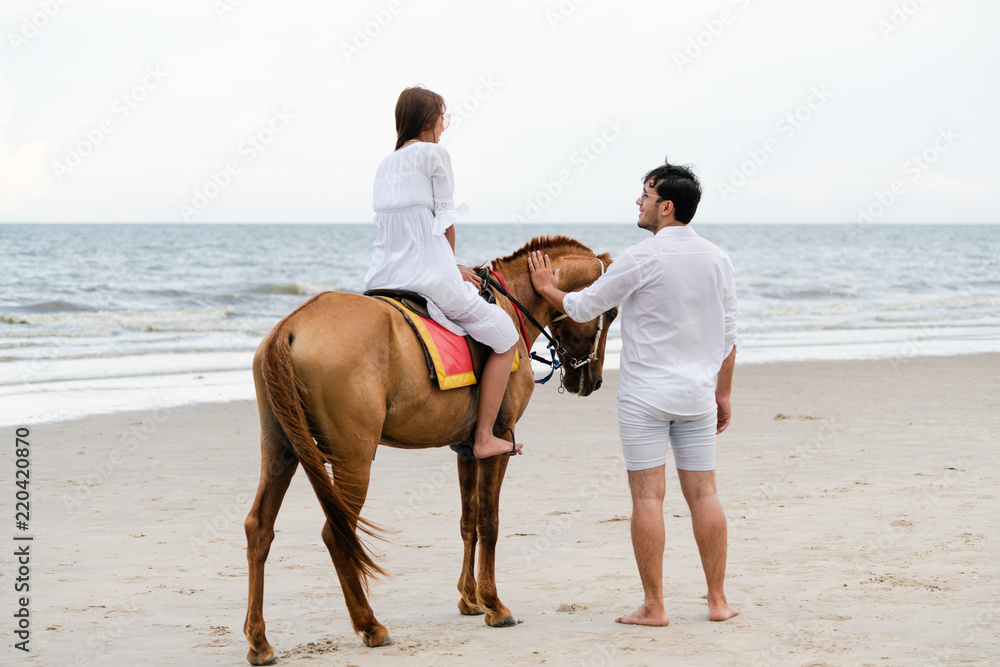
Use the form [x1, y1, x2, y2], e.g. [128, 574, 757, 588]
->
[473, 345, 523, 458]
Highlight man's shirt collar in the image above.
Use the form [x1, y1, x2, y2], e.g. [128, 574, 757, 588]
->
[654, 225, 697, 237]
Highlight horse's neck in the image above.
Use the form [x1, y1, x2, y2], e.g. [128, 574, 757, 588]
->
[492, 254, 598, 343]
[491, 262, 550, 346]
[556, 255, 603, 293]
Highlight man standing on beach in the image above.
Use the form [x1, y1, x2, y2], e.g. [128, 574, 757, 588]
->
[528, 161, 740, 625]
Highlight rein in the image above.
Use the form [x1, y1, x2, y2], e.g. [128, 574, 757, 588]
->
[486, 270, 566, 385]
[489, 271, 532, 350]
[484, 259, 607, 385]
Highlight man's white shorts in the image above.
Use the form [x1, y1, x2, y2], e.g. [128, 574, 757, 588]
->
[617, 395, 717, 472]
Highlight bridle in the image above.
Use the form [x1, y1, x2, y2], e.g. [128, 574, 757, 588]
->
[483, 259, 612, 385]
[548, 259, 607, 371]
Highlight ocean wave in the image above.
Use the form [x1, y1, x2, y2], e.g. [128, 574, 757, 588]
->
[874, 313, 1000, 324]
[0, 327, 121, 339]
[793, 287, 860, 298]
[253, 283, 342, 296]
[0, 306, 276, 334]
[19, 300, 96, 313]
[740, 295, 1000, 319]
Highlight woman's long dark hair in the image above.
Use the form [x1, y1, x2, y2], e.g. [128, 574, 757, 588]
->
[394, 86, 445, 150]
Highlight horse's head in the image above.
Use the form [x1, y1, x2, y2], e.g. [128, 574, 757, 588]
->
[548, 305, 618, 397]
[491, 236, 617, 397]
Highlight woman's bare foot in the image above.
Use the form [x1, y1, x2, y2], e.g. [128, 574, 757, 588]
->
[615, 602, 670, 627]
[472, 431, 521, 458]
[708, 599, 740, 622]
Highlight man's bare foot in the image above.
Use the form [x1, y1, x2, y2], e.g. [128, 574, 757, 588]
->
[472, 432, 521, 458]
[708, 602, 740, 622]
[615, 603, 670, 627]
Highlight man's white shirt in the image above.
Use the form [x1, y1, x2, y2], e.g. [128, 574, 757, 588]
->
[562, 225, 740, 416]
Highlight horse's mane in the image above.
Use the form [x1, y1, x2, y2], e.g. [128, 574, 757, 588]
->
[492, 235, 611, 269]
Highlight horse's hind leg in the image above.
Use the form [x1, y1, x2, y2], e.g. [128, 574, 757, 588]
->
[318, 446, 392, 647]
[456, 455, 484, 615]
[244, 409, 299, 666]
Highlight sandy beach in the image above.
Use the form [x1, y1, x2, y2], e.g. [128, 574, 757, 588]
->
[7, 354, 1000, 666]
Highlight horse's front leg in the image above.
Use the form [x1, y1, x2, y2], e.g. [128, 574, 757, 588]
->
[475, 454, 519, 627]
[456, 455, 483, 615]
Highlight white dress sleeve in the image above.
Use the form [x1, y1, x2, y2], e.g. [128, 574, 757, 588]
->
[427, 144, 457, 235]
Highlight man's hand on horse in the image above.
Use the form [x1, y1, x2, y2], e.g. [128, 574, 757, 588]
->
[528, 250, 560, 293]
[458, 265, 481, 287]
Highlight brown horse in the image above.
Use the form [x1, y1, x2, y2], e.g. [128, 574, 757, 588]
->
[243, 236, 616, 665]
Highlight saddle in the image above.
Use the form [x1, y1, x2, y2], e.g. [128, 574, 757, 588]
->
[364, 273, 521, 459]
[364, 284, 519, 391]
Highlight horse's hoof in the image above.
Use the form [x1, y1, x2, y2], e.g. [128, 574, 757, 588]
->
[458, 599, 485, 616]
[362, 629, 393, 647]
[487, 614, 521, 628]
[246, 647, 277, 665]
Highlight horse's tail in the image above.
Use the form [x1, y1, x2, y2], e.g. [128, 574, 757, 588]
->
[259, 321, 387, 588]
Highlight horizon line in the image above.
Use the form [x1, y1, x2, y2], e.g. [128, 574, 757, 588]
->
[2, 220, 998, 226]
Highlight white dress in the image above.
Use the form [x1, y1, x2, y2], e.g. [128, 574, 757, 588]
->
[364, 141, 519, 354]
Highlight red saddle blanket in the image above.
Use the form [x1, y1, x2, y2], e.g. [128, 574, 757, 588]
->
[381, 297, 519, 390]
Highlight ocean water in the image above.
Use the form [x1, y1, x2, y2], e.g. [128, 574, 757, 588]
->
[2, 223, 998, 426]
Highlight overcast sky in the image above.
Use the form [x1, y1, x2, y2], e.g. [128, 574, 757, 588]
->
[1, 0, 997, 224]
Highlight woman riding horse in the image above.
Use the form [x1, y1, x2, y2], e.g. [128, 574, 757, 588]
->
[366, 86, 521, 459]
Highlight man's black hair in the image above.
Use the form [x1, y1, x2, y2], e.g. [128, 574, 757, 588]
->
[642, 160, 702, 224]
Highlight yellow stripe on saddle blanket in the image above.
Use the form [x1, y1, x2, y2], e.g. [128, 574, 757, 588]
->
[387, 298, 519, 390]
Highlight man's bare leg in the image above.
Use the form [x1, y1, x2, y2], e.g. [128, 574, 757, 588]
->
[473, 344, 523, 458]
[677, 469, 740, 621]
[616, 465, 670, 626]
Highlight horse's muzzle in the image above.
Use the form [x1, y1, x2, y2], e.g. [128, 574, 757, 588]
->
[573, 372, 602, 397]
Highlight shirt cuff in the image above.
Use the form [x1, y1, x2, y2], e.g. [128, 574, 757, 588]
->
[561, 291, 582, 322]
[724, 335, 742, 358]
